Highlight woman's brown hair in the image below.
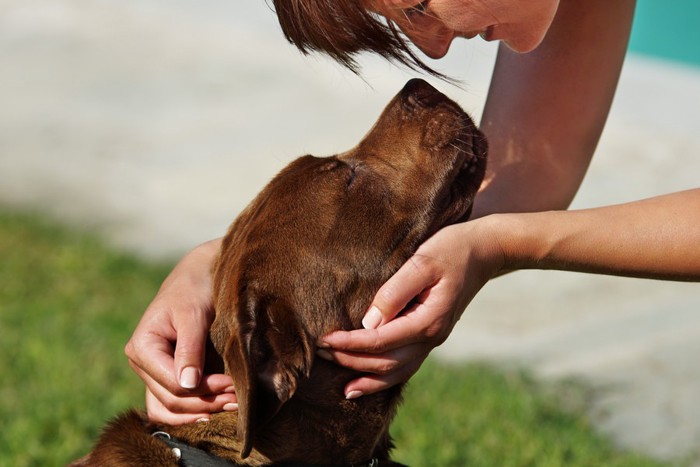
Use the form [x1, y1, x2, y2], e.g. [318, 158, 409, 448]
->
[271, 0, 444, 77]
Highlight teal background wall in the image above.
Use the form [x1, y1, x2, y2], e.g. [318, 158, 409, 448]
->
[629, 0, 700, 67]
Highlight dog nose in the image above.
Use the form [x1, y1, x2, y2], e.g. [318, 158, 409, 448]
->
[401, 78, 443, 109]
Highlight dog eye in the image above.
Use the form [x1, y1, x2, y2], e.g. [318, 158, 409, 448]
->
[344, 162, 366, 189]
[346, 165, 357, 187]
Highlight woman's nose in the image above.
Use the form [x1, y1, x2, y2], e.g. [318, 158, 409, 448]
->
[409, 30, 454, 58]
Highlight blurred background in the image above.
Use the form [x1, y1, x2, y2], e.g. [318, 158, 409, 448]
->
[1, 0, 699, 464]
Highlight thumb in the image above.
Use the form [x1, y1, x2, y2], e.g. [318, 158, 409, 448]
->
[173, 311, 211, 390]
[363, 255, 439, 329]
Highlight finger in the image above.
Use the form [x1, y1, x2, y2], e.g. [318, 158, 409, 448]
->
[145, 388, 237, 425]
[126, 333, 185, 396]
[144, 377, 238, 422]
[344, 356, 425, 399]
[317, 342, 430, 375]
[201, 373, 236, 395]
[172, 308, 214, 390]
[146, 388, 210, 425]
[134, 358, 235, 398]
[320, 304, 434, 354]
[362, 254, 440, 330]
[148, 387, 237, 420]
[177, 372, 236, 397]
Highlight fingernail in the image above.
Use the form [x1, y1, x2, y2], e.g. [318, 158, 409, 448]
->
[223, 403, 239, 411]
[179, 366, 200, 389]
[316, 349, 334, 361]
[362, 306, 383, 329]
[224, 386, 236, 394]
[317, 340, 331, 349]
[346, 390, 364, 400]
[196, 418, 210, 423]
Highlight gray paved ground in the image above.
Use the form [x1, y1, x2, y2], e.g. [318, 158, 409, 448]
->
[1, 0, 699, 462]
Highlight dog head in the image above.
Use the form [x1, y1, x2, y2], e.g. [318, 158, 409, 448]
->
[211, 78, 487, 458]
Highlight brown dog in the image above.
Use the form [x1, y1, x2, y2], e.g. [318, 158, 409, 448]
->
[72, 78, 487, 466]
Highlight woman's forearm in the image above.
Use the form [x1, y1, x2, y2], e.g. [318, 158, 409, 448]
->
[474, 0, 635, 218]
[495, 188, 700, 281]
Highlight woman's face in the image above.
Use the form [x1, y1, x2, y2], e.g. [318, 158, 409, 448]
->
[368, 0, 560, 57]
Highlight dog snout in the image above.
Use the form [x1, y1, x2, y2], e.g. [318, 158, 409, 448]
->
[401, 78, 444, 109]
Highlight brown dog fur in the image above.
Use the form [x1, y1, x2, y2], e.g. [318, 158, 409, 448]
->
[71, 78, 487, 466]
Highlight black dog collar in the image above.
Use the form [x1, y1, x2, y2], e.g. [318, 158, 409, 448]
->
[153, 431, 235, 466]
[152, 431, 402, 467]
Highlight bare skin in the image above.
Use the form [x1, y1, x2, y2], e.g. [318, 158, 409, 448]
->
[126, 0, 698, 421]
[125, 238, 236, 424]
[369, 0, 560, 56]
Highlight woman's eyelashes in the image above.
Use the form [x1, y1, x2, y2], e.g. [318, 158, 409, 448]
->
[405, 0, 430, 17]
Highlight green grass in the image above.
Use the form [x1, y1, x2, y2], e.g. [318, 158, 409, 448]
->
[0, 209, 171, 466]
[392, 362, 672, 466]
[0, 208, 677, 466]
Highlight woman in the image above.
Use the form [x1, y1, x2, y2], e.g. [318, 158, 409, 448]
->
[126, 0, 700, 424]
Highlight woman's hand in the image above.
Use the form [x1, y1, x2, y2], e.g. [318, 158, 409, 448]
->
[125, 239, 237, 424]
[319, 188, 700, 399]
[317, 218, 506, 398]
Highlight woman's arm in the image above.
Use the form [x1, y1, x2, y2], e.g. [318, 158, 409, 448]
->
[499, 189, 700, 281]
[476, 0, 635, 216]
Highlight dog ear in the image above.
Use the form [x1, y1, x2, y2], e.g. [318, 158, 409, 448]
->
[224, 294, 314, 459]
